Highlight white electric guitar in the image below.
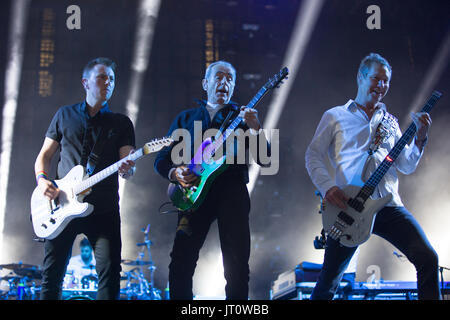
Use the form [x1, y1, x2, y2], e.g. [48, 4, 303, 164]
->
[322, 90, 442, 247]
[30, 137, 174, 240]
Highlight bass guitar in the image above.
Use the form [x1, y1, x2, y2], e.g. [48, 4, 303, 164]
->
[322, 90, 442, 247]
[168, 67, 289, 211]
[31, 137, 174, 239]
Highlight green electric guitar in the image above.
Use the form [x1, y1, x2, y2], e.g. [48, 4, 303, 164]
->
[167, 67, 289, 211]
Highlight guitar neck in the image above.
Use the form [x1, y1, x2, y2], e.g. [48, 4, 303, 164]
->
[357, 91, 442, 202]
[73, 148, 144, 195]
[211, 86, 270, 151]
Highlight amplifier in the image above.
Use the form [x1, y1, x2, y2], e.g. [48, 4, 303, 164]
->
[272, 280, 450, 300]
[270, 262, 322, 300]
[270, 269, 297, 300]
[271, 261, 354, 300]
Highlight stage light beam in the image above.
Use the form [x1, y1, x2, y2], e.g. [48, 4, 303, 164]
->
[119, 0, 161, 201]
[0, 0, 31, 263]
[403, 30, 450, 127]
[118, 0, 161, 264]
[247, 0, 325, 195]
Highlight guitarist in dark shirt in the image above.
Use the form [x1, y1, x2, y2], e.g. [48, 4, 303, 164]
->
[154, 61, 270, 299]
[34, 57, 136, 300]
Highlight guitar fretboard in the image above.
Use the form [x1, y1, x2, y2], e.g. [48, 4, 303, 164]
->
[207, 86, 270, 160]
[73, 148, 144, 195]
[356, 91, 442, 202]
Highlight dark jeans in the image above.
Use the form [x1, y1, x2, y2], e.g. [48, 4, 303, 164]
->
[311, 206, 439, 300]
[40, 211, 122, 300]
[168, 171, 251, 300]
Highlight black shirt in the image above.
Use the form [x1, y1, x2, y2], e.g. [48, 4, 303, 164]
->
[46, 101, 135, 213]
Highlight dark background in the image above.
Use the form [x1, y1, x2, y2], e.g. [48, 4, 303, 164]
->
[0, 0, 449, 300]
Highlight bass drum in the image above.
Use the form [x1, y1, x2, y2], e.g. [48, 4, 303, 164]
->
[65, 294, 94, 300]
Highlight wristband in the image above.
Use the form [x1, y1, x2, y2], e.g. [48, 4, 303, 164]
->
[36, 171, 49, 184]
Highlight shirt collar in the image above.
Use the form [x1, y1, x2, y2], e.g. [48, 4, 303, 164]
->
[345, 99, 387, 112]
[206, 101, 223, 110]
[195, 99, 239, 112]
[80, 101, 111, 117]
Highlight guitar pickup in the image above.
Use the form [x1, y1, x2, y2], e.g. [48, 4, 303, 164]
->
[49, 198, 60, 213]
[338, 211, 354, 226]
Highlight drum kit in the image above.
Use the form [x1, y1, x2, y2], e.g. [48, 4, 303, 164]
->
[0, 224, 164, 300]
[0, 262, 42, 300]
[62, 266, 98, 300]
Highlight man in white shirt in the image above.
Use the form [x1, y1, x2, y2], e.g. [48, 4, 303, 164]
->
[66, 238, 97, 283]
[305, 53, 439, 300]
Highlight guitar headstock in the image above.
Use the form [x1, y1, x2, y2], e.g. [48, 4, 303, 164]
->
[264, 67, 289, 90]
[143, 137, 174, 155]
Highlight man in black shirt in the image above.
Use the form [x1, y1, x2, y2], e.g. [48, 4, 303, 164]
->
[154, 60, 270, 299]
[34, 57, 136, 300]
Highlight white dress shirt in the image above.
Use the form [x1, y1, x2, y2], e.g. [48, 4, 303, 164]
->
[305, 99, 423, 207]
[66, 254, 97, 278]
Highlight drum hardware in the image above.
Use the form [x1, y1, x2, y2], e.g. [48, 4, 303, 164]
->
[0, 267, 42, 300]
[80, 275, 98, 290]
[120, 224, 161, 300]
[62, 265, 98, 300]
[65, 294, 94, 300]
[121, 259, 152, 266]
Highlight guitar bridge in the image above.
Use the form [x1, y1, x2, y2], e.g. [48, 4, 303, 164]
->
[328, 225, 343, 240]
[328, 211, 354, 241]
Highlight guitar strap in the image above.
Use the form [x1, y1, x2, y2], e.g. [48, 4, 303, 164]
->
[80, 118, 113, 176]
[217, 108, 237, 135]
[359, 110, 398, 183]
[367, 110, 398, 155]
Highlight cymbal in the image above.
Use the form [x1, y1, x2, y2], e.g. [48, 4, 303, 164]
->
[0, 263, 37, 270]
[14, 267, 42, 279]
[0, 263, 42, 279]
[121, 259, 152, 266]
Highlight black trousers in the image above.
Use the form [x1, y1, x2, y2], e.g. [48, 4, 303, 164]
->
[168, 171, 251, 300]
[40, 211, 122, 300]
[311, 206, 440, 300]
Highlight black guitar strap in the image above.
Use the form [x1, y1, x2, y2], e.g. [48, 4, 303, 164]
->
[216, 104, 240, 137]
[217, 110, 236, 134]
[80, 120, 113, 176]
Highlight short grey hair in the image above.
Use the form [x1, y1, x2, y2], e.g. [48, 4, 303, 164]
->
[204, 60, 236, 80]
[357, 53, 392, 80]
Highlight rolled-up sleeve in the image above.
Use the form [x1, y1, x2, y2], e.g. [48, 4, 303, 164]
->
[394, 125, 423, 175]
